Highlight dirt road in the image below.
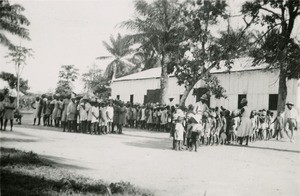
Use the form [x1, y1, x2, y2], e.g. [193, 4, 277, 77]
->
[1, 126, 299, 196]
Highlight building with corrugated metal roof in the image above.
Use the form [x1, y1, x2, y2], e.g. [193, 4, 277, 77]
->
[111, 58, 300, 113]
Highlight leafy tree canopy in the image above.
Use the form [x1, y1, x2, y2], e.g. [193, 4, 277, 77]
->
[55, 65, 78, 95]
[0, 71, 30, 94]
[0, 0, 30, 49]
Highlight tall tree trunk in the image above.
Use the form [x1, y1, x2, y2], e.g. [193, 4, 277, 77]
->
[179, 84, 194, 107]
[160, 53, 168, 104]
[277, 69, 287, 113]
[16, 63, 20, 109]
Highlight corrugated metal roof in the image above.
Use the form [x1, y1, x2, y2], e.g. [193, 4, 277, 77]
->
[113, 57, 269, 82]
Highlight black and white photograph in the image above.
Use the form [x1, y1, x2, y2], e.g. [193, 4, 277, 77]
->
[0, 0, 299, 195]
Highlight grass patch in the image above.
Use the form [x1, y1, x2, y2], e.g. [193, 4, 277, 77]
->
[0, 147, 153, 196]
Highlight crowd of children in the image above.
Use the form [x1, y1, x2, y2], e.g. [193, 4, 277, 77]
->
[170, 99, 298, 152]
[1, 89, 298, 149]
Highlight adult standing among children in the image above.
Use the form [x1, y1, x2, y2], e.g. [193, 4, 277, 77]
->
[236, 98, 252, 145]
[118, 101, 127, 134]
[284, 102, 298, 142]
[31, 96, 42, 125]
[193, 94, 209, 119]
[67, 97, 77, 132]
[3, 93, 17, 131]
[52, 94, 60, 127]
[112, 101, 120, 133]
[77, 96, 89, 133]
[61, 95, 70, 131]
[106, 100, 114, 133]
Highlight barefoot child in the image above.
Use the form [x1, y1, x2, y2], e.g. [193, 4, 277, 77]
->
[174, 116, 185, 151]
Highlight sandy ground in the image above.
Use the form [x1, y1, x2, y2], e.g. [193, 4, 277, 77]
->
[1, 125, 300, 196]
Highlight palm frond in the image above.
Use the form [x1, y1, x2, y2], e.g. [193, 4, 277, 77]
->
[96, 56, 112, 60]
[0, 33, 14, 48]
[0, 18, 30, 39]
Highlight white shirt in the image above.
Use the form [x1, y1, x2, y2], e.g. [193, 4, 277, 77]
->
[193, 101, 208, 116]
[285, 108, 298, 119]
[91, 106, 99, 123]
[106, 106, 114, 121]
[141, 108, 146, 120]
[86, 103, 93, 121]
[175, 123, 185, 141]
[78, 102, 89, 121]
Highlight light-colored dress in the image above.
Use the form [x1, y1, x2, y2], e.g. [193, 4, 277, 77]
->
[160, 109, 168, 125]
[52, 100, 59, 119]
[99, 107, 108, 126]
[91, 106, 99, 123]
[237, 106, 252, 137]
[32, 100, 40, 118]
[106, 106, 114, 122]
[61, 99, 70, 122]
[175, 123, 184, 141]
[147, 109, 153, 124]
[67, 101, 77, 121]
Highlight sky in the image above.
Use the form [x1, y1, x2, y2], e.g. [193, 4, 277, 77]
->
[0, 0, 299, 93]
[0, 0, 136, 93]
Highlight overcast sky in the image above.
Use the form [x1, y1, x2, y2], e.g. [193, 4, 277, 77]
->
[0, 0, 299, 93]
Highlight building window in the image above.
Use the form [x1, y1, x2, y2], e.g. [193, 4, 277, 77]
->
[143, 95, 147, 104]
[269, 94, 278, 110]
[116, 95, 120, 100]
[238, 94, 247, 109]
[130, 94, 134, 104]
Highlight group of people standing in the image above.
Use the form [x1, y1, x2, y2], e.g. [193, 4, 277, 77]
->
[171, 95, 298, 152]
[0, 89, 17, 131]
[1, 89, 298, 149]
[31, 94, 117, 134]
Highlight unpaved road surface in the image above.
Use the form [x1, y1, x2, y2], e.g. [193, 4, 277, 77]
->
[1, 126, 299, 196]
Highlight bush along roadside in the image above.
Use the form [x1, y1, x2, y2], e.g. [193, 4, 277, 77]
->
[0, 147, 153, 196]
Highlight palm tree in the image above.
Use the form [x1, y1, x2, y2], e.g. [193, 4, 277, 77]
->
[121, 0, 180, 104]
[0, 0, 30, 49]
[97, 34, 136, 82]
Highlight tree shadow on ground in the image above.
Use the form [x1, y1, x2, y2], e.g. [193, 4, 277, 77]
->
[40, 155, 90, 171]
[227, 144, 300, 154]
[124, 138, 172, 150]
[1, 147, 152, 196]
[122, 133, 168, 140]
[0, 137, 38, 143]
[15, 124, 64, 132]
[0, 169, 109, 196]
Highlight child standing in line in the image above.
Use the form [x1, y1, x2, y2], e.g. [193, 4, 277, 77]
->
[203, 112, 211, 145]
[99, 102, 108, 134]
[189, 115, 202, 152]
[209, 112, 217, 145]
[258, 109, 267, 140]
[174, 117, 185, 151]
[186, 117, 193, 150]
[250, 110, 258, 142]
[266, 111, 274, 140]
[272, 111, 284, 140]
[219, 111, 227, 145]
[106, 101, 114, 133]
[160, 107, 168, 132]
[146, 107, 153, 130]
[91, 101, 99, 134]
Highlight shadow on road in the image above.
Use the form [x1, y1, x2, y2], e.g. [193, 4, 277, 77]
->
[124, 138, 172, 150]
[41, 155, 90, 171]
[122, 133, 168, 140]
[0, 137, 38, 143]
[227, 144, 300, 154]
